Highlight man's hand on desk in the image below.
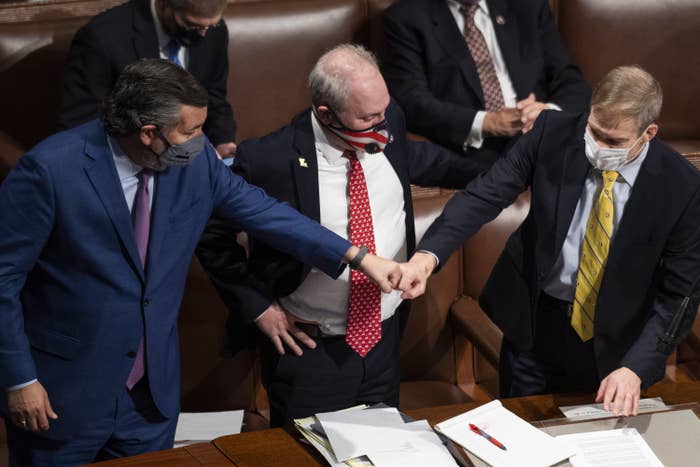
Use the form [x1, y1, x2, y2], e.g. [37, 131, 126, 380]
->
[397, 252, 437, 299]
[255, 303, 317, 356]
[595, 367, 642, 417]
[8, 381, 58, 432]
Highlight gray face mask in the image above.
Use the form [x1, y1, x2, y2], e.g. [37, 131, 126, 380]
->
[157, 132, 206, 167]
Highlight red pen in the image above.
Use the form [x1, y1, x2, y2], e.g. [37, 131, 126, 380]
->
[469, 423, 507, 451]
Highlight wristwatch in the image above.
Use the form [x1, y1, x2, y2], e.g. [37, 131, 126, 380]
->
[349, 245, 369, 270]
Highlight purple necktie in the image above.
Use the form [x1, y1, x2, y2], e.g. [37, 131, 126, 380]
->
[126, 169, 152, 390]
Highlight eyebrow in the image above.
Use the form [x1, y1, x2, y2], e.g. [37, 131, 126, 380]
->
[589, 124, 626, 144]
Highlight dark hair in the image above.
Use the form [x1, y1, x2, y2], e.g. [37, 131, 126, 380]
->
[102, 58, 208, 137]
[164, 0, 227, 17]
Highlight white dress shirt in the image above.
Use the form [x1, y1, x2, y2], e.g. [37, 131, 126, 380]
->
[544, 143, 650, 301]
[446, 0, 560, 151]
[8, 135, 153, 391]
[278, 114, 407, 335]
[150, 0, 189, 68]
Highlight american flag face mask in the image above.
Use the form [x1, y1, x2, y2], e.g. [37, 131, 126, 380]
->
[318, 108, 393, 154]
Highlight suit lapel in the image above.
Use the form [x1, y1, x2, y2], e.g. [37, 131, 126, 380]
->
[607, 143, 660, 261]
[554, 142, 590, 250]
[291, 113, 321, 221]
[132, 0, 160, 59]
[487, 0, 523, 98]
[83, 128, 145, 282]
[431, 0, 484, 105]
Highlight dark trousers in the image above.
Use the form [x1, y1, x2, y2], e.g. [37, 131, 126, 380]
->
[262, 314, 401, 427]
[499, 293, 600, 398]
[6, 380, 177, 467]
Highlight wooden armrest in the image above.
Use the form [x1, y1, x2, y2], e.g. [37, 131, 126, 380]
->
[450, 296, 502, 368]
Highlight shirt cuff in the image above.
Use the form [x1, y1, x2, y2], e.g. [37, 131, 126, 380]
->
[416, 250, 440, 269]
[464, 111, 486, 151]
[7, 379, 37, 391]
[546, 102, 562, 111]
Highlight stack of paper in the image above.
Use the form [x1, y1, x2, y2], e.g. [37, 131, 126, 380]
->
[556, 428, 664, 467]
[558, 397, 667, 421]
[435, 400, 575, 467]
[173, 410, 244, 447]
[295, 406, 457, 467]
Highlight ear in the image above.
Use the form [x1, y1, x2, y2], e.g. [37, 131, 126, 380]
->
[315, 105, 334, 126]
[139, 125, 160, 147]
[644, 123, 659, 141]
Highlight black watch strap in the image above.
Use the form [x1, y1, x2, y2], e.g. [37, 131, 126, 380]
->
[349, 245, 369, 270]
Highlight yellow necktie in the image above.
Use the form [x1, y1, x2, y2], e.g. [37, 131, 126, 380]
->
[571, 170, 619, 341]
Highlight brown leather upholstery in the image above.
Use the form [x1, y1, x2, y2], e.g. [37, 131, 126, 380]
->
[557, 0, 700, 155]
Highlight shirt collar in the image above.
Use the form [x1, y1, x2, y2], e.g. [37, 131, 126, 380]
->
[448, 0, 488, 15]
[311, 111, 351, 165]
[107, 134, 144, 182]
[616, 141, 649, 188]
[150, 0, 173, 51]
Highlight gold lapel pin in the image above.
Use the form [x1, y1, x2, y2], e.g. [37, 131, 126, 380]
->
[496, 15, 506, 25]
[298, 157, 308, 168]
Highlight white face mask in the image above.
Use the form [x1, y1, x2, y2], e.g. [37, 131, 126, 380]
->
[583, 127, 647, 171]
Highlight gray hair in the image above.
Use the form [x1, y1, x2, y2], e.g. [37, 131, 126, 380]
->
[102, 58, 208, 137]
[591, 65, 663, 132]
[308, 43, 380, 111]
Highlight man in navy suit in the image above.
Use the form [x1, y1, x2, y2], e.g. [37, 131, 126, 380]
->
[400, 66, 700, 416]
[58, 0, 238, 159]
[382, 0, 591, 169]
[0, 59, 401, 466]
[197, 44, 481, 425]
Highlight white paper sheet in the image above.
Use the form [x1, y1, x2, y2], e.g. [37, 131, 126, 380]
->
[316, 407, 411, 462]
[559, 397, 667, 420]
[556, 428, 664, 467]
[434, 400, 575, 467]
[173, 410, 244, 447]
[366, 420, 458, 467]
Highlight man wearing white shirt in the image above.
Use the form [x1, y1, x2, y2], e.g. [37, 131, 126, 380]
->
[382, 0, 591, 169]
[197, 44, 481, 426]
[58, 0, 238, 160]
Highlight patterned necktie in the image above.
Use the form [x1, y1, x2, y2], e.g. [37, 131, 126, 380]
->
[571, 170, 619, 342]
[459, 4, 505, 111]
[344, 151, 382, 357]
[126, 169, 152, 389]
[165, 39, 183, 68]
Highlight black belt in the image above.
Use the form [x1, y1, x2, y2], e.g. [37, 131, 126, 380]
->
[540, 292, 574, 318]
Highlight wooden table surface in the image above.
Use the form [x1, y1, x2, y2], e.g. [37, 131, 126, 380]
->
[86, 381, 700, 466]
[213, 381, 700, 467]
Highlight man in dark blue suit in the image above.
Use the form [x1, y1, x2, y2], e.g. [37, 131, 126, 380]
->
[197, 44, 481, 425]
[0, 59, 400, 466]
[58, 0, 238, 159]
[382, 0, 591, 169]
[400, 66, 700, 416]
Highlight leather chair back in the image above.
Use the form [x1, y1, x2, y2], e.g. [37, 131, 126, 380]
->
[557, 0, 700, 154]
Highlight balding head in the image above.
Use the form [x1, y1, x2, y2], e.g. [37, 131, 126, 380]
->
[309, 44, 390, 131]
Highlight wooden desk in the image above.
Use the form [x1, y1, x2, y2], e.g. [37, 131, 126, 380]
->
[89, 442, 233, 466]
[212, 382, 700, 467]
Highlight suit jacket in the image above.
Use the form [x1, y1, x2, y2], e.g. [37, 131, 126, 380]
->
[0, 120, 350, 440]
[57, 0, 236, 145]
[382, 0, 590, 158]
[196, 102, 481, 345]
[418, 111, 700, 388]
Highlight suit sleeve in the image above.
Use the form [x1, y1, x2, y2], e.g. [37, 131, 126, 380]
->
[416, 111, 546, 265]
[620, 186, 700, 387]
[195, 145, 275, 323]
[0, 156, 55, 387]
[207, 146, 351, 282]
[536, 0, 591, 112]
[202, 25, 237, 146]
[56, 25, 115, 131]
[382, 10, 477, 151]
